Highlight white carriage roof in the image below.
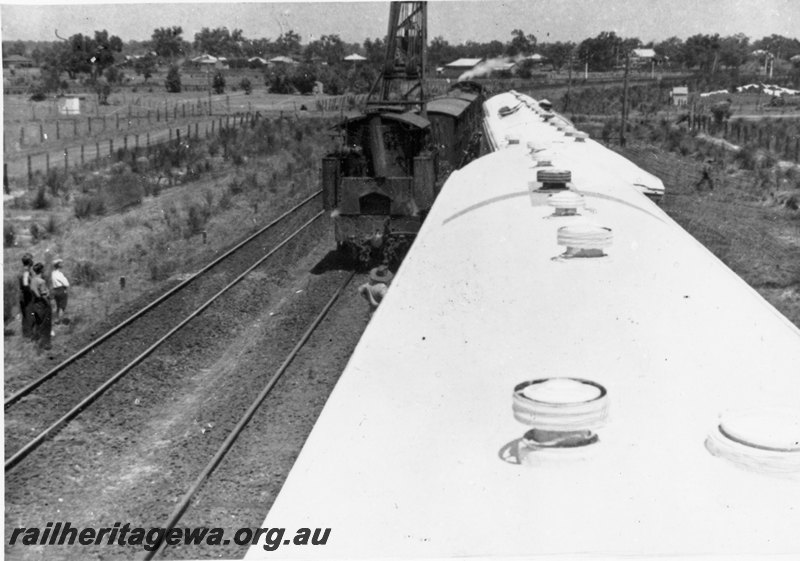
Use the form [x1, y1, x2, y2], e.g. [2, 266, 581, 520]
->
[246, 92, 800, 560]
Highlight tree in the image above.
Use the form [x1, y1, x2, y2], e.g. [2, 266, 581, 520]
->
[275, 30, 302, 56]
[212, 71, 225, 94]
[239, 77, 252, 95]
[507, 29, 536, 57]
[104, 66, 123, 84]
[95, 78, 111, 105]
[193, 27, 244, 57]
[133, 55, 156, 82]
[151, 26, 184, 60]
[577, 31, 625, 71]
[165, 65, 181, 93]
[539, 41, 576, 71]
[363, 37, 386, 65]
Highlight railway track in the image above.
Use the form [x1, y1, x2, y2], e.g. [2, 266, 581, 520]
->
[4, 191, 324, 469]
[5, 250, 366, 560]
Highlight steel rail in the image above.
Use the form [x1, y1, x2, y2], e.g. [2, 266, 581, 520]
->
[142, 271, 356, 561]
[4, 190, 322, 408]
[5, 211, 325, 472]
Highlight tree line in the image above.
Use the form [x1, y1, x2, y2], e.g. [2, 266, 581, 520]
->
[4, 26, 800, 98]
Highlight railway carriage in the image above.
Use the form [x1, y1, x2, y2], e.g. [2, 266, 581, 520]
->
[248, 91, 800, 558]
[321, 82, 485, 264]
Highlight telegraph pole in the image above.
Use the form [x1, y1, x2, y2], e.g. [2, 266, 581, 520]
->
[620, 52, 630, 147]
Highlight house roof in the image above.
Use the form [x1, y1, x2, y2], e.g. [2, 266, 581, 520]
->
[672, 86, 689, 95]
[191, 54, 219, 64]
[632, 48, 656, 59]
[3, 54, 32, 63]
[445, 58, 483, 68]
[269, 56, 296, 64]
[344, 53, 367, 61]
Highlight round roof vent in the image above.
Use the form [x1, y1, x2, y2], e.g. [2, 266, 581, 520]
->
[564, 127, 577, 136]
[556, 224, 613, 258]
[706, 407, 800, 475]
[548, 191, 586, 216]
[512, 378, 609, 465]
[537, 168, 571, 191]
[574, 131, 589, 142]
[535, 160, 553, 168]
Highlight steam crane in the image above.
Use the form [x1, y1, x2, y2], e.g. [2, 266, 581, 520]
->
[367, 1, 428, 112]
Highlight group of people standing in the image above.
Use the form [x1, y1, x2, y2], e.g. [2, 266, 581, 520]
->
[18, 253, 69, 351]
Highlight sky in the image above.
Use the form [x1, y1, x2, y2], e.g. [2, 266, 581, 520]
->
[1, 0, 799, 46]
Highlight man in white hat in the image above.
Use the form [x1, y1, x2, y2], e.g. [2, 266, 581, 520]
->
[358, 265, 394, 309]
[50, 258, 70, 324]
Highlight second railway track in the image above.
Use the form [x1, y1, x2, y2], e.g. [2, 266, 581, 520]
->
[4, 191, 323, 466]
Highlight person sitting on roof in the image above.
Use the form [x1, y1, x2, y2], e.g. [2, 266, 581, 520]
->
[358, 265, 394, 310]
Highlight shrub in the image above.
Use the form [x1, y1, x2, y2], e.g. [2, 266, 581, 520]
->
[212, 71, 225, 94]
[186, 202, 211, 237]
[74, 193, 106, 219]
[72, 260, 104, 286]
[45, 214, 59, 236]
[33, 186, 49, 209]
[45, 168, 67, 198]
[4, 277, 18, 324]
[240, 77, 252, 95]
[218, 190, 233, 210]
[4, 223, 15, 247]
[165, 65, 182, 93]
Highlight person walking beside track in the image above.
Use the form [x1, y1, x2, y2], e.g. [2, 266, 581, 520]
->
[50, 258, 70, 324]
[29, 262, 53, 351]
[18, 253, 34, 338]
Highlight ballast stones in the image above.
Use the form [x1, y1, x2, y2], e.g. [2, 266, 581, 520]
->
[706, 407, 800, 475]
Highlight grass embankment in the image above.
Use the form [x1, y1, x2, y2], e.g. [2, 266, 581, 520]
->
[3, 115, 338, 378]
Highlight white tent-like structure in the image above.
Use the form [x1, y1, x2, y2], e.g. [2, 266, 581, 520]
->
[344, 53, 367, 62]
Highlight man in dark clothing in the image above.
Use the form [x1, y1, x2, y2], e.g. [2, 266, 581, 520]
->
[29, 262, 52, 350]
[18, 253, 33, 338]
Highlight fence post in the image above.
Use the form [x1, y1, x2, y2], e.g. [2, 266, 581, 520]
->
[88, 117, 92, 134]
[64, 148, 69, 172]
[195, 122, 199, 138]
[173, 105, 177, 120]
[103, 116, 107, 131]
[40, 123, 44, 142]
[110, 139, 114, 158]
[183, 104, 186, 118]
[211, 120, 215, 135]
[73, 119, 78, 137]
[135, 134, 139, 149]
[147, 132, 150, 147]
[81, 144, 85, 166]
[20, 126, 25, 146]
[124, 135, 128, 151]
[56, 120, 60, 140]
[96, 142, 100, 165]
[187, 124, 191, 139]
[27, 155, 32, 185]
[176, 128, 181, 144]
[46, 152, 50, 173]
[116, 113, 120, 129]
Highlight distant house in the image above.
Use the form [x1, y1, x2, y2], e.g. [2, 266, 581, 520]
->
[248, 56, 268, 67]
[443, 58, 483, 79]
[671, 86, 689, 106]
[3, 54, 34, 69]
[631, 48, 657, 67]
[269, 56, 296, 66]
[189, 54, 228, 69]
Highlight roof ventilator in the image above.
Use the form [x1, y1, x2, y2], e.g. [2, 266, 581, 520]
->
[548, 191, 586, 217]
[574, 131, 589, 142]
[512, 378, 609, 465]
[556, 224, 613, 259]
[537, 168, 571, 191]
[498, 103, 523, 118]
[705, 407, 800, 476]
